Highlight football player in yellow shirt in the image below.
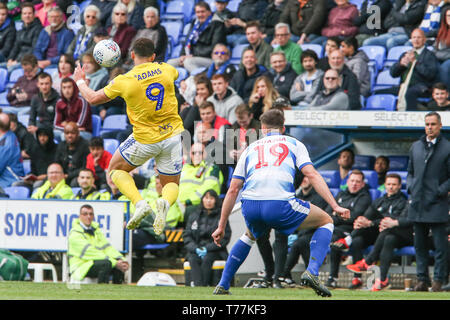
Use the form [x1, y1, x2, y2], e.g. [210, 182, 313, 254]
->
[73, 38, 184, 235]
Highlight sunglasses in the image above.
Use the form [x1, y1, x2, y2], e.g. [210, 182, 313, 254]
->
[214, 51, 227, 55]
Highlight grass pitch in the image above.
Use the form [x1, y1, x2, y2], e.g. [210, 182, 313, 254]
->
[1, 281, 449, 300]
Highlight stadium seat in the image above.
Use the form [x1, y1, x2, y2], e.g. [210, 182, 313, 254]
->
[300, 44, 323, 59]
[230, 43, 248, 65]
[227, 0, 241, 12]
[18, 114, 29, 127]
[369, 188, 381, 201]
[318, 170, 340, 188]
[329, 188, 340, 197]
[161, 0, 194, 25]
[141, 243, 170, 250]
[175, 67, 189, 86]
[15, 20, 23, 31]
[23, 159, 31, 175]
[349, 0, 364, 9]
[8, 68, 24, 86]
[91, 114, 101, 137]
[179, 23, 191, 44]
[361, 170, 378, 189]
[353, 155, 375, 170]
[364, 94, 397, 111]
[44, 67, 57, 76]
[386, 170, 407, 188]
[104, 138, 119, 155]
[171, 44, 183, 59]
[0, 68, 7, 92]
[388, 155, 409, 171]
[394, 246, 415, 256]
[359, 46, 386, 72]
[373, 70, 400, 91]
[100, 114, 128, 135]
[205, 0, 217, 12]
[161, 20, 183, 46]
[0, 91, 8, 105]
[3, 186, 30, 199]
[79, 0, 92, 13]
[28, 263, 58, 283]
[384, 46, 412, 69]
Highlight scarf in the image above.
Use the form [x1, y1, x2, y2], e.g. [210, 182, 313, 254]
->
[297, 0, 309, 20]
[73, 25, 96, 60]
[206, 60, 231, 78]
[419, 1, 444, 33]
[185, 15, 212, 55]
[44, 20, 65, 36]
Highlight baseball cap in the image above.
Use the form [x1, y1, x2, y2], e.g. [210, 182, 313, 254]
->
[272, 96, 291, 109]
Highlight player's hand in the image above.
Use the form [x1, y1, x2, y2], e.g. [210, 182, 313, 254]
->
[212, 227, 225, 247]
[74, 61, 87, 83]
[333, 206, 350, 220]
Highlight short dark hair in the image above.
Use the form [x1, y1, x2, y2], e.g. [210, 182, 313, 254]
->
[376, 155, 390, 167]
[245, 20, 262, 32]
[260, 108, 285, 129]
[211, 73, 229, 82]
[38, 72, 52, 82]
[199, 101, 215, 111]
[425, 111, 442, 123]
[235, 103, 252, 117]
[21, 2, 35, 12]
[342, 36, 359, 51]
[385, 173, 402, 184]
[0, 3, 7, 11]
[432, 82, 448, 92]
[301, 49, 319, 63]
[195, 1, 211, 12]
[327, 36, 341, 47]
[131, 38, 155, 58]
[21, 54, 38, 67]
[89, 136, 104, 148]
[349, 169, 365, 180]
[79, 204, 94, 214]
[79, 168, 95, 177]
[59, 54, 76, 73]
[61, 77, 74, 86]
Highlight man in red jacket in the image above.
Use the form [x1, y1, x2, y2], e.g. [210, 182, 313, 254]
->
[196, 101, 231, 143]
[86, 137, 112, 190]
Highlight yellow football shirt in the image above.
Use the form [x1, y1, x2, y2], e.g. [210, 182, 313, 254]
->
[103, 62, 184, 144]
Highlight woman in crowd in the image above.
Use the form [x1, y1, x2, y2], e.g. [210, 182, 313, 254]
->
[107, 3, 137, 61]
[52, 54, 75, 94]
[340, 37, 371, 97]
[435, 7, 450, 89]
[318, 0, 359, 45]
[248, 75, 280, 120]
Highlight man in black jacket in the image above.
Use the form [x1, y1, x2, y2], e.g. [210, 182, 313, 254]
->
[268, 51, 297, 100]
[0, 3, 16, 63]
[7, 113, 38, 161]
[325, 169, 372, 288]
[333, 173, 409, 290]
[167, 1, 226, 73]
[407, 111, 449, 292]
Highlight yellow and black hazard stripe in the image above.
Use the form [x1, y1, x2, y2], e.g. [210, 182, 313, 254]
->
[165, 229, 184, 242]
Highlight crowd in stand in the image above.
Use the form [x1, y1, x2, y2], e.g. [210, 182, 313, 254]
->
[0, 0, 448, 289]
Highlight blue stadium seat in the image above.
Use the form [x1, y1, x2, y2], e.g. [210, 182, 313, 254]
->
[72, 187, 81, 195]
[23, 159, 31, 175]
[141, 243, 170, 250]
[4, 186, 30, 199]
[230, 43, 248, 65]
[359, 46, 386, 72]
[318, 170, 340, 188]
[79, 0, 92, 13]
[361, 170, 378, 189]
[388, 155, 409, 171]
[100, 114, 128, 135]
[373, 70, 400, 91]
[364, 94, 397, 111]
[394, 246, 415, 256]
[300, 44, 323, 59]
[401, 189, 408, 198]
[329, 188, 340, 197]
[353, 155, 375, 170]
[179, 23, 191, 44]
[44, 67, 58, 76]
[91, 114, 101, 137]
[205, 0, 217, 12]
[161, 20, 183, 46]
[386, 170, 407, 188]
[161, 0, 194, 25]
[8, 68, 24, 86]
[349, 0, 364, 9]
[15, 20, 23, 31]
[18, 114, 29, 127]
[171, 44, 183, 59]
[0, 68, 7, 92]
[0, 91, 8, 105]
[175, 67, 189, 86]
[384, 46, 412, 69]
[369, 188, 381, 201]
[104, 138, 119, 155]
[227, 0, 241, 12]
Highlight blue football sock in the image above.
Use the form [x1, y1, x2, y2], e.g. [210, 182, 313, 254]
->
[307, 223, 334, 276]
[219, 235, 254, 290]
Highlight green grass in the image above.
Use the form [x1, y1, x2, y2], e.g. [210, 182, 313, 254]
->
[0, 282, 449, 300]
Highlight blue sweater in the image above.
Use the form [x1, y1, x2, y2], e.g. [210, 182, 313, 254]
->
[0, 131, 24, 188]
[33, 26, 74, 64]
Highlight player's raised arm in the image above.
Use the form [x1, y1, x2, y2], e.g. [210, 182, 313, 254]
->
[73, 61, 111, 106]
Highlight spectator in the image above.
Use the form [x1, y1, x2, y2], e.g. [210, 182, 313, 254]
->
[230, 48, 269, 102]
[242, 21, 273, 71]
[317, 36, 340, 71]
[107, 3, 137, 61]
[319, 0, 359, 44]
[81, 52, 109, 94]
[207, 73, 244, 124]
[90, 0, 117, 27]
[107, 0, 145, 31]
[167, 1, 226, 73]
[195, 101, 231, 143]
[183, 189, 231, 286]
[66, 5, 102, 61]
[325, 170, 372, 289]
[268, 51, 297, 100]
[332, 173, 407, 289]
[435, 7, 450, 89]
[212, 0, 237, 25]
[281, 175, 329, 285]
[5, 3, 43, 73]
[229, 104, 261, 166]
[224, 0, 269, 47]
[345, 174, 412, 291]
[353, 0, 393, 46]
[427, 82, 450, 110]
[338, 148, 355, 190]
[416, 0, 447, 43]
[31, 162, 73, 199]
[279, 0, 327, 45]
[86, 137, 113, 190]
[362, 0, 427, 50]
[33, 7, 74, 70]
[5, 54, 41, 113]
[178, 143, 224, 207]
[68, 204, 129, 283]
[85, 27, 110, 55]
[316, 48, 361, 110]
[0, 3, 16, 63]
[28, 72, 60, 134]
[272, 23, 304, 75]
[307, 69, 349, 110]
[290, 50, 324, 106]
[72, 168, 110, 200]
[54, 121, 90, 187]
[374, 155, 390, 191]
[51, 54, 75, 94]
[203, 43, 237, 81]
[35, 0, 66, 28]
[340, 37, 371, 97]
[248, 75, 280, 120]
[126, 6, 168, 64]
[0, 112, 24, 188]
[385, 29, 439, 111]
[7, 113, 38, 160]
[259, 0, 288, 42]
[407, 111, 449, 292]
[54, 78, 92, 141]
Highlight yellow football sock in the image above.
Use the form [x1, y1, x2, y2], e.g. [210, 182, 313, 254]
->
[110, 169, 143, 205]
[161, 182, 179, 206]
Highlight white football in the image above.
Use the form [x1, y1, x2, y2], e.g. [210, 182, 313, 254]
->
[93, 39, 121, 68]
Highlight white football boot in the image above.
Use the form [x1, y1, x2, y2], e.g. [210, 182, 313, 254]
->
[153, 198, 170, 235]
[126, 200, 153, 230]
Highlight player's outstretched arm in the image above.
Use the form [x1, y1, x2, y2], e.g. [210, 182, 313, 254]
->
[212, 178, 244, 246]
[301, 164, 350, 219]
[73, 61, 111, 106]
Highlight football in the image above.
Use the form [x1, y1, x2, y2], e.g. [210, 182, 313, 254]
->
[93, 39, 121, 68]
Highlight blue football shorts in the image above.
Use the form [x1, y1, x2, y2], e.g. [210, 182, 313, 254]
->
[241, 198, 311, 239]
